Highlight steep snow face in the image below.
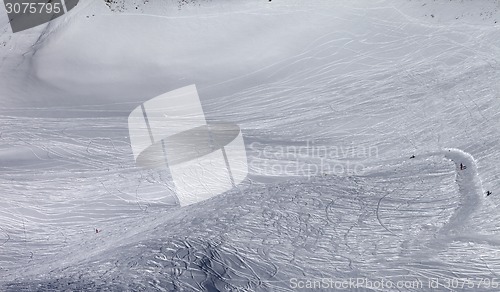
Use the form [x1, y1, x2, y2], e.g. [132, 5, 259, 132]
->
[0, 163, 467, 290]
[1, 0, 500, 290]
[0, 152, 494, 291]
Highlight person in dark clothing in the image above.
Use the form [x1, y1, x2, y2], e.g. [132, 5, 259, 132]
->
[460, 163, 467, 170]
[486, 191, 492, 197]
[410, 155, 415, 159]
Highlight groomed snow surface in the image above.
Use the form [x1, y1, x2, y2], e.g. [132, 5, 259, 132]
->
[1, 0, 500, 291]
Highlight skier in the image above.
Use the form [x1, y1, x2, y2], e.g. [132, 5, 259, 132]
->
[460, 163, 467, 170]
[410, 155, 415, 159]
[486, 191, 492, 197]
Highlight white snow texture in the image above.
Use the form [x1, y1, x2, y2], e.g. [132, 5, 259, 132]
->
[0, 0, 500, 291]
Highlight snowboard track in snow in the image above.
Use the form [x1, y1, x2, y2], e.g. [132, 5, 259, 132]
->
[1, 0, 500, 290]
[379, 148, 484, 240]
[2, 148, 495, 292]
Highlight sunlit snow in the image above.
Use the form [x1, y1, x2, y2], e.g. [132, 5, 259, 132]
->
[0, 0, 500, 291]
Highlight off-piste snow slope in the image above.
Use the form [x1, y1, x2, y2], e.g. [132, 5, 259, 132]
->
[0, 0, 500, 291]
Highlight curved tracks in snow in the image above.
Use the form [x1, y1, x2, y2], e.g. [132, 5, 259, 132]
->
[416, 148, 484, 246]
[440, 148, 484, 236]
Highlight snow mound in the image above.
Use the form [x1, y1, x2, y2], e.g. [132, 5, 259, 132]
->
[5, 153, 496, 291]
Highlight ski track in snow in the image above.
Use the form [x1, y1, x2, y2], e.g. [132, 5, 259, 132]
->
[396, 148, 486, 261]
[439, 148, 484, 237]
[0, 145, 496, 291]
[0, 0, 500, 291]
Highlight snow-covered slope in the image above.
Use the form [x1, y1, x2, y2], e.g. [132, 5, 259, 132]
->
[1, 0, 500, 291]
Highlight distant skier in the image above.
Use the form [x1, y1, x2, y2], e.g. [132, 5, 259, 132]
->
[460, 163, 467, 170]
[410, 155, 415, 159]
[486, 191, 492, 197]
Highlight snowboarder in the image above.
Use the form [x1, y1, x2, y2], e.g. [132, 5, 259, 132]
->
[486, 191, 492, 197]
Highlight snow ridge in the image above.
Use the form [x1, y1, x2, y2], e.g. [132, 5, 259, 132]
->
[440, 148, 484, 236]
